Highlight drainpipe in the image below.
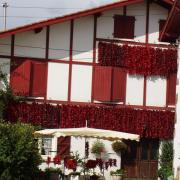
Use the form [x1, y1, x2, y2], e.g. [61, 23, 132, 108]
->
[173, 37, 180, 178]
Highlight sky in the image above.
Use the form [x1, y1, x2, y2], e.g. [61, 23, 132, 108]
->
[0, 0, 118, 31]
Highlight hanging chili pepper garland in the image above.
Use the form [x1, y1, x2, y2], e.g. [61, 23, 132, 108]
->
[60, 104, 174, 139]
[5, 103, 174, 139]
[98, 42, 177, 76]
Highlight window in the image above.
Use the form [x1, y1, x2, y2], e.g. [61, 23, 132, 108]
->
[146, 76, 167, 107]
[93, 66, 126, 102]
[57, 137, 70, 156]
[10, 58, 47, 97]
[114, 15, 135, 39]
[41, 137, 52, 155]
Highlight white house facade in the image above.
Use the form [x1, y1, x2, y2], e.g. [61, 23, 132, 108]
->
[0, 0, 178, 179]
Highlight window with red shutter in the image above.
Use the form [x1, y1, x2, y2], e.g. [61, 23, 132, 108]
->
[10, 58, 47, 97]
[30, 62, 47, 97]
[57, 137, 70, 157]
[112, 67, 127, 102]
[94, 66, 112, 101]
[159, 20, 166, 39]
[167, 73, 177, 106]
[93, 66, 127, 102]
[114, 15, 135, 39]
[10, 58, 31, 96]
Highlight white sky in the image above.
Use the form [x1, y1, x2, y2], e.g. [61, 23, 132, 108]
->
[0, 0, 118, 30]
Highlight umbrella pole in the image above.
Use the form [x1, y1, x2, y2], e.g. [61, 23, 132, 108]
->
[84, 137, 88, 175]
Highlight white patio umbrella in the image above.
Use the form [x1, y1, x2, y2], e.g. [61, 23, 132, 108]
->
[34, 127, 139, 141]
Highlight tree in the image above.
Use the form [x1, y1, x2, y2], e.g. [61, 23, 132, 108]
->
[0, 70, 14, 119]
[158, 141, 173, 180]
[0, 65, 25, 119]
[0, 121, 42, 180]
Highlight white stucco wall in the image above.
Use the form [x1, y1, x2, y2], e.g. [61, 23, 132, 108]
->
[71, 64, 92, 102]
[0, 2, 169, 106]
[14, 28, 46, 58]
[126, 74, 144, 105]
[97, 7, 123, 39]
[0, 37, 11, 56]
[149, 3, 168, 44]
[97, 2, 167, 43]
[47, 62, 69, 101]
[173, 42, 180, 177]
[49, 22, 71, 60]
[127, 2, 146, 42]
[73, 16, 94, 63]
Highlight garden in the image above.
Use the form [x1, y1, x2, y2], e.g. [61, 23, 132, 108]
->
[35, 139, 127, 180]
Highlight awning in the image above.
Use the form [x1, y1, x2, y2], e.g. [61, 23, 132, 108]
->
[34, 127, 140, 141]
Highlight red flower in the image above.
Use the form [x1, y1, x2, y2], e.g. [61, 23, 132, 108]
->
[53, 155, 61, 164]
[85, 160, 97, 169]
[65, 159, 77, 171]
[46, 156, 51, 165]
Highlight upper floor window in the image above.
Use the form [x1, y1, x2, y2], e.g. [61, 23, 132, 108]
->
[93, 66, 127, 102]
[114, 15, 135, 39]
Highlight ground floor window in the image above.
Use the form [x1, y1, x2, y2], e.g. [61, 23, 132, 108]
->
[40, 137, 53, 156]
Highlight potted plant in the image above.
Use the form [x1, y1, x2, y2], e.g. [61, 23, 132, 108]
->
[91, 140, 105, 157]
[44, 167, 62, 180]
[90, 173, 100, 180]
[69, 171, 81, 180]
[110, 169, 124, 180]
[111, 141, 127, 154]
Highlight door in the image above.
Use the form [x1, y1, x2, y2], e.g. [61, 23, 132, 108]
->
[122, 139, 159, 180]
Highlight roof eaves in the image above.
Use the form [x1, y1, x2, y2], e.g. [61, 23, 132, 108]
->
[159, 0, 180, 42]
[0, 0, 144, 38]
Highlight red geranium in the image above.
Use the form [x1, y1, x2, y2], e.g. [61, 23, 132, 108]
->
[85, 160, 97, 169]
[65, 159, 77, 171]
[53, 155, 61, 164]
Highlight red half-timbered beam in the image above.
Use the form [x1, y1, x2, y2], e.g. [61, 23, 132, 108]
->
[145, 0, 150, 44]
[91, 15, 98, 102]
[123, 6, 127, 16]
[68, 20, 74, 102]
[11, 35, 15, 57]
[20, 98, 175, 111]
[96, 38, 175, 49]
[45, 26, 50, 100]
[160, 0, 180, 42]
[143, 76, 147, 106]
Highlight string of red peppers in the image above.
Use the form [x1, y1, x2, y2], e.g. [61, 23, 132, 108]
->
[98, 42, 177, 77]
[5, 103, 175, 139]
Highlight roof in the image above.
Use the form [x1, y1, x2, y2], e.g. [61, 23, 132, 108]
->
[0, 0, 173, 38]
[160, 0, 180, 42]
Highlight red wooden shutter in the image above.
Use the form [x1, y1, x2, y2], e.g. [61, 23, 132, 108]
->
[57, 137, 70, 157]
[30, 62, 47, 97]
[112, 67, 127, 102]
[159, 20, 166, 39]
[10, 58, 31, 96]
[167, 73, 177, 105]
[94, 66, 112, 101]
[114, 15, 135, 39]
